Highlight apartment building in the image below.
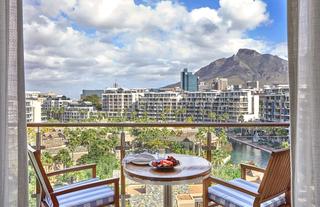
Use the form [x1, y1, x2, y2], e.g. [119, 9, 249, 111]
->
[41, 95, 73, 120]
[215, 90, 259, 121]
[135, 89, 259, 122]
[102, 88, 145, 118]
[261, 85, 290, 122]
[179, 91, 219, 122]
[25, 91, 49, 122]
[138, 91, 182, 121]
[61, 101, 97, 122]
[42, 95, 72, 111]
[26, 99, 42, 123]
[179, 90, 259, 122]
[212, 78, 228, 91]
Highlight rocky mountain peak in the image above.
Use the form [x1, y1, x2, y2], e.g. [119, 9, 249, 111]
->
[236, 48, 261, 57]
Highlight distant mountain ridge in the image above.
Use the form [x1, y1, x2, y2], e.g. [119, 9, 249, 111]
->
[165, 49, 288, 88]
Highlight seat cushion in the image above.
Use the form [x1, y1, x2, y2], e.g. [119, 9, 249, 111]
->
[208, 178, 286, 207]
[45, 178, 114, 207]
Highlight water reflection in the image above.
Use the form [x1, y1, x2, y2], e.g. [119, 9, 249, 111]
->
[230, 140, 270, 168]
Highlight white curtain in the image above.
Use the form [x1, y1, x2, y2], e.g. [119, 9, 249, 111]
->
[0, 0, 28, 206]
[288, 0, 320, 206]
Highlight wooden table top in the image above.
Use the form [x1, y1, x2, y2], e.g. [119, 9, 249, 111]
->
[123, 154, 212, 185]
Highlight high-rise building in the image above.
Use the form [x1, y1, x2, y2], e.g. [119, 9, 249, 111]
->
[181, 68, 199, 92]
[212, 78, 228, 91]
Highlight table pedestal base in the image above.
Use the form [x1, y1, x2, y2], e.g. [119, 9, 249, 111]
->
[163, 185, 172, 207]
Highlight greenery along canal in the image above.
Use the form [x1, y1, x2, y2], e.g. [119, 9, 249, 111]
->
[229, 140, 270, 168]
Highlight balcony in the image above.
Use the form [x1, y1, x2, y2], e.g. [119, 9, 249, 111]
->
[27, 122, 289, 207]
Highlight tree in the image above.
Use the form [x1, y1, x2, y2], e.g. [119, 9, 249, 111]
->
[82, 95, 102, 110]
[42, 151, 54, 171]
[281, 141, 290, 148]
[238, 114, 244, 123]
[53, 149, 72, 169]
[221, 113, 229, 122]
[208, 112, 216, 122]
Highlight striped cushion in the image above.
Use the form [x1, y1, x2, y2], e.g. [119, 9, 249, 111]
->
[208, 178, 286, 207]
[45, 178, 114, 207]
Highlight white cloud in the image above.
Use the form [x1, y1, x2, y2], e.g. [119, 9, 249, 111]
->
[269, 42, 288, 60]
[23, 0, 283, 97]
[218, 0, 269, 30]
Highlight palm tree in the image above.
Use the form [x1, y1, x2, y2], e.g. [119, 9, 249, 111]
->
[57, 107, 65, 122]
[208, 112, 216, 122]
[238, 114, 244, 123]
[195, 128, 206, 156]
[174, 109, 181, 122]
[221, 112, 229, 122]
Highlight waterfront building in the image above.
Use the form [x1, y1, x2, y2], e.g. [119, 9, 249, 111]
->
[214, 89, 259, 121]
[180, 90, 259, 122]
[136, 89, 259, 122]
[261, 85, 290, 122]
[181, 68, 199, 92]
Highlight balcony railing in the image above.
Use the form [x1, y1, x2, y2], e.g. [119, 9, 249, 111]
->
[27, 122, 290, 207]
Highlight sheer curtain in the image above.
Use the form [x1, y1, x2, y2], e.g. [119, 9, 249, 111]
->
[0, 0, 28, 206]
[288, 0, 320, 206]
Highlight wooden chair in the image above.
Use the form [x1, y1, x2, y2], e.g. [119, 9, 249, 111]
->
[28, 145, 120, 207]
[203, 148, 291, 207]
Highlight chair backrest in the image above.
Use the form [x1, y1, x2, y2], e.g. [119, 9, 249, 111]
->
[258, 148, 290, 203]
[27, 145, 55, 201]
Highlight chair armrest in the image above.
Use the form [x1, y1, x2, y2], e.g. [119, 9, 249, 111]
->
[53, 177, 119, 196]
[47, 164, 96, 178]
[208, 176, 259, 197]
[240, 164, 265, 180]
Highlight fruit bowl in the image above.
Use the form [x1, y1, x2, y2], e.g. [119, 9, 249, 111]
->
[149, 156, 180, 170]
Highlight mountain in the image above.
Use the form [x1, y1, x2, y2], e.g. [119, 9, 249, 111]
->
[165, 49, 288, 88]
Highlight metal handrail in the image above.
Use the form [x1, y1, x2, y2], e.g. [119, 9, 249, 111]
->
[27, 122, 290, 128]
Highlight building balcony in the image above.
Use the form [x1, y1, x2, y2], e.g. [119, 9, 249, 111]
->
[27, 122, 290, 207]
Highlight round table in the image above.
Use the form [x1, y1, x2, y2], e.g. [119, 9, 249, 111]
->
[123, 154, 212, 207]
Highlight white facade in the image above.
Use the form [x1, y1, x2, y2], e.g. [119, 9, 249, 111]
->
[26, 99, 42, 123]
[102, 88, 145, 118]
[136, 89, 260, 122]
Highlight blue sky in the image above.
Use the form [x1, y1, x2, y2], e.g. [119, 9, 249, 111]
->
[23, 0, 288, 98]
[248, 0, 287, 43]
